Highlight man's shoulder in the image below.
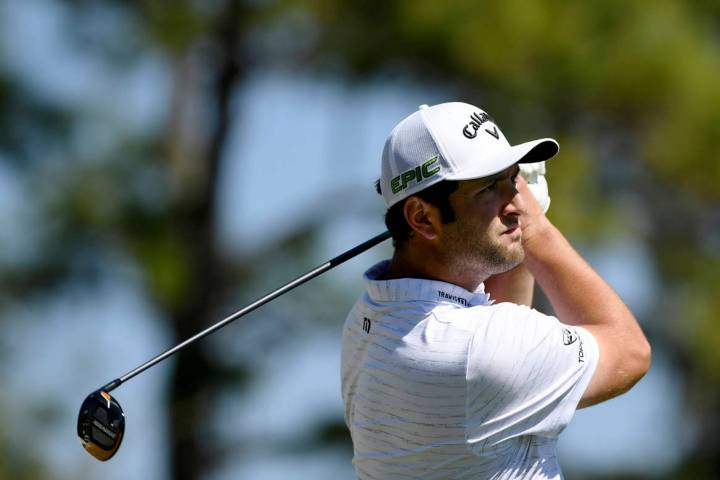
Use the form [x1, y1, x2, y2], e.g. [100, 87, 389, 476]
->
[434, 301, 546, 322]
[481, 301, 555, 324]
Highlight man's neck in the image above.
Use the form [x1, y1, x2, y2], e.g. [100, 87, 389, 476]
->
[383, 248, 486, 292]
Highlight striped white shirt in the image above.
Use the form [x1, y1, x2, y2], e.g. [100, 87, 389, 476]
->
[341, 261, 599, 480]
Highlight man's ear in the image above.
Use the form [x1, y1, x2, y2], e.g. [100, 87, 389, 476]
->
[403, 196, 441, 241]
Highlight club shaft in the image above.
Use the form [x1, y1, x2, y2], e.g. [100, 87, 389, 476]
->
[100, 231, 391, 393]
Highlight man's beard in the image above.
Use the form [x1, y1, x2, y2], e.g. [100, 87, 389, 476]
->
[442, 220, 525, 280]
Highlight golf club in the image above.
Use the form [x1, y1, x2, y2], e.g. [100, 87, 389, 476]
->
[78, 230, 391, 461]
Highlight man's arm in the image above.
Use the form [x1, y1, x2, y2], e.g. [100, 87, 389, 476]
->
[515, 177, 652, 408]
[483, 264, 534, 306]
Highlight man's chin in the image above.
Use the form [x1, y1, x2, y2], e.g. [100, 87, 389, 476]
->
[501, 234, 525, 261]
[485, 244, 525, 275]
[504, 246, 525, 271]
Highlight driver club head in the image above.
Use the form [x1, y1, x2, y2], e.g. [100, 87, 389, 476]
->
[77, 390, 125, 461]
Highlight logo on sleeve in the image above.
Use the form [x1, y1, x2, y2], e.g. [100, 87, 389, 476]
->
[561, 327, 578, 345]
[562, 327, 585, 363]
[362, 317, 372, 334]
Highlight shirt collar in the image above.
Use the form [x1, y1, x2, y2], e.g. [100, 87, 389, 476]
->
[363, 260, 492, 307]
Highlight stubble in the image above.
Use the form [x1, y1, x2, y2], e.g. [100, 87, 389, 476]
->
[442, 218, 525, 279]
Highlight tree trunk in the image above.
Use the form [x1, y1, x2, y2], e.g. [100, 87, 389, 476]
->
[167, 4, 245, 478]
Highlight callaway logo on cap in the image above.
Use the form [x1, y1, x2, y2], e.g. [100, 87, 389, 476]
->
[380, 102, 560, 208]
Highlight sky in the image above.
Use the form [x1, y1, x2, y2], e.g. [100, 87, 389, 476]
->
[0, 1, 691, 478]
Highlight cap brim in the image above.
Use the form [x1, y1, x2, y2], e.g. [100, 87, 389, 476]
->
[446, 138, 559, 181]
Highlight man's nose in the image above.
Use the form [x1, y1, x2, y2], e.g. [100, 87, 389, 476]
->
[502, 181, 521, 214]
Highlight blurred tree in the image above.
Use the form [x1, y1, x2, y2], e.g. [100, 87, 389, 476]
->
[0, 58, 74, 480]
[0, 0, 342, 478]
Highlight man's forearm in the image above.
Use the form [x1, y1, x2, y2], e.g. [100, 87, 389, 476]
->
[523, 222, 631, 328]
[522, 219, 651, 406]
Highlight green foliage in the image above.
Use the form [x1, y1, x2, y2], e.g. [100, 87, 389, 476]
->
[299, 0, 720, 199]
[0, 414, 48, 480]
[139, 0, 212, 53]
[544, 135, 622, 238]
[132, 232, 194, 307]
[665, 253, 720, 382]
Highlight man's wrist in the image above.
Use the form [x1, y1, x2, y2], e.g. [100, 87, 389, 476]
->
[521, 217, 558, 256]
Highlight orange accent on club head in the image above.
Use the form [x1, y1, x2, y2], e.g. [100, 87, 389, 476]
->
[82, 430, 124, 461]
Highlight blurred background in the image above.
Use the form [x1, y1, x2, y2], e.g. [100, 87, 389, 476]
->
[1, 0, 719, 479]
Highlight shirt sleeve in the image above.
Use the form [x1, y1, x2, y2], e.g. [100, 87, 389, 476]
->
[465, 303, 599, 455]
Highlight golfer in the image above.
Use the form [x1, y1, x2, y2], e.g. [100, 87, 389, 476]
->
[341, 102, 651, 479]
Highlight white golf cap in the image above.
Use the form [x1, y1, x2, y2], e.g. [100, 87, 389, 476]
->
[380, 102, 559, 208]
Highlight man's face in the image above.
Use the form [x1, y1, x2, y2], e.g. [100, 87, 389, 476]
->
[439, 165, 524, 278]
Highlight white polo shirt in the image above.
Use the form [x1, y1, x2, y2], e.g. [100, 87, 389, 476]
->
[341, 260, 599, 480]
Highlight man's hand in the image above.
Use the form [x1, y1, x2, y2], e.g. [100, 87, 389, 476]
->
[519, 161, 550, 213]
[515, 176, 553, 249]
